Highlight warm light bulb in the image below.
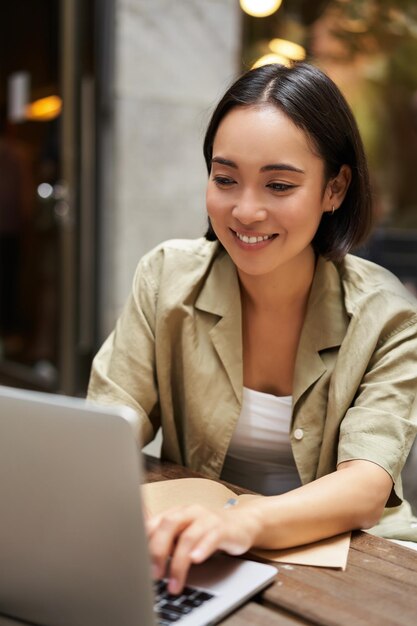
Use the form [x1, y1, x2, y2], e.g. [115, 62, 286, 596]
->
[240, 0, 282, 19]
[269, 38, 306, 61]
[251, 53, 290, 69]
[26, 95, 62, 121]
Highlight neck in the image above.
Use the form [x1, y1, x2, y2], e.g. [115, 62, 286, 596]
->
[238, 247, 317, 312]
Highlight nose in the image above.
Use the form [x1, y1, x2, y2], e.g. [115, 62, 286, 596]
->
[232, 188, 267, 224]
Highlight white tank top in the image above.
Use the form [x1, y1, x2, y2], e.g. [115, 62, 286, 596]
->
[220, 387, 301, 495]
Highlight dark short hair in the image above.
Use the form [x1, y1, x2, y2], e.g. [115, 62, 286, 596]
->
[203, 62, 372, 261]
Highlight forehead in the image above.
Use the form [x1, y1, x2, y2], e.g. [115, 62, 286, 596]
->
[213, 104, 321, 166]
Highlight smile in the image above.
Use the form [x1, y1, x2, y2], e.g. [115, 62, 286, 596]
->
[233, 230, 276, 244]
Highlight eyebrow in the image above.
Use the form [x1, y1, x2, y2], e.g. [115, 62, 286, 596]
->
[211, 157, 305, 174]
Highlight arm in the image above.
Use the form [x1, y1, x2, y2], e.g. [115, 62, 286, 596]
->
[249, 458, 392, 547]
[87, 255, 161, 446]
[147, 458, 392, 593]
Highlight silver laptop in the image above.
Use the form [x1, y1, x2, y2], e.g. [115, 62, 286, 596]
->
[0, 385, 276, 626]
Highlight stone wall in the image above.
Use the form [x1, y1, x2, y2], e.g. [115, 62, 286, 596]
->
[99, 0, 241, 338]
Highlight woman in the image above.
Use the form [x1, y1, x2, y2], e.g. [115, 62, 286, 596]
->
[88, 63, 417, 593]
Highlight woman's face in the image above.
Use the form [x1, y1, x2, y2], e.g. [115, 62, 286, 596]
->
[206, 104, 335, 280]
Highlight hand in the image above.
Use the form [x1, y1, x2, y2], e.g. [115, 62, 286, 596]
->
[146, 503, 262, 594]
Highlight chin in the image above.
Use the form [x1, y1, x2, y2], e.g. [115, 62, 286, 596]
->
[232, 257, 279, 277]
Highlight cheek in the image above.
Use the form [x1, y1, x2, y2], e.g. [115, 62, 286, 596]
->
[285, 190, 325, 225]
[206, 186, 226, 220]
[273, 200, 324, 243]
[287, 208, 323, 234]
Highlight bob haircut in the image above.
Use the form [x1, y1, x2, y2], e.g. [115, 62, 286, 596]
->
[203, 62, 373, 261]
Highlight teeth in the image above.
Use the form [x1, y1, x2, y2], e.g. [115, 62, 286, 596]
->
[235, 232, 273, 244]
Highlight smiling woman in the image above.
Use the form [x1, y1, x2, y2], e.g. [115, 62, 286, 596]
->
[206, 105, 350, 282]
[88, 63, 417, 594]
[203, 63, 370, 261]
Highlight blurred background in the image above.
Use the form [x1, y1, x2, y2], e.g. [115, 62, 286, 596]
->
[1, 0, 417, 397]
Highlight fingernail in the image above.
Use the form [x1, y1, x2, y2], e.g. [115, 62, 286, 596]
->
[169, 578, 179, 594]
[151, 564, 160, 579]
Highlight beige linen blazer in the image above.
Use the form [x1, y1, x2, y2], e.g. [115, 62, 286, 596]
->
[88, 238, 417, 540]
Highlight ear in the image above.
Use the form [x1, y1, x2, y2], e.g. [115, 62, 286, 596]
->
[324, 165, 352, 213]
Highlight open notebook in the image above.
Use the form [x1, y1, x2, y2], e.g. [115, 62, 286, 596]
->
[0, 385, 276, 626]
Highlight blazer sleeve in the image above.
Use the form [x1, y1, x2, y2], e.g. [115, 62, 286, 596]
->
[337, 316, 417, 505]
[87, 255, 161, 447]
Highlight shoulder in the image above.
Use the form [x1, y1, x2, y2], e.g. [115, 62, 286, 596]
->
[141, 237, 219, 264]
[132, 237, 222, 298]
[337, 254, 417, 319]
[138, 237, 219, 276]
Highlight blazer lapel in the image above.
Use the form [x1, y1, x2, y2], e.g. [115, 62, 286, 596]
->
[293, 257, 350, 408]
[195, 250, 243, 403]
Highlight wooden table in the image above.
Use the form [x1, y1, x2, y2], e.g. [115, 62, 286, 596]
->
[145, 456, 417, 626]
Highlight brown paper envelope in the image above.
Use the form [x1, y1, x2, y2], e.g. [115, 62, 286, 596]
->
[251, 532, 351, 570]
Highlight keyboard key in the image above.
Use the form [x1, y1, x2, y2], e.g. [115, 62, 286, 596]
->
[155, 580, 215, 624]
[159, 609, 182, 622]
[164, 602, 193, 615]
[194, 591, 213, 602]
[181, 586, 196, 596]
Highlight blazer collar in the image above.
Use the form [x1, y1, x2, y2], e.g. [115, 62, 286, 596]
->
[293, 256, 350, 406]
[195, 249, 243, 402]
[194, 250, 349, 406]
[195, 248, 239, 317]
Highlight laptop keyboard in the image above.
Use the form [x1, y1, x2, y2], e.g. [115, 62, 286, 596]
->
[154, 579, 215, 625]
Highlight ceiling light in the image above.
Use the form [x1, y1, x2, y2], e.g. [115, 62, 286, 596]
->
[269, 38, 306, 61]
[240, 0, 282, 19]
[252, 53, 291, 69]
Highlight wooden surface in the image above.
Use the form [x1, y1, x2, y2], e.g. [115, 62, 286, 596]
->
[144, 456, 417, 626]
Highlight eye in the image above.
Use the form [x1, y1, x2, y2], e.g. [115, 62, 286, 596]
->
[212, 175, 236, 188]
[267, 182, 294, 192]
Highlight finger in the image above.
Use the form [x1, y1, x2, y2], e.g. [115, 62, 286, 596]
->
[168, 517, 220, 593]
[189, 528, 222, 563]
[190, 517, 251, 564]
[146, 506, 185, 542]
[146, 506, 183, 535]
[148, 510, 199, 580]
[145, 514, 162, 534]
[167, 509, 252, 592]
